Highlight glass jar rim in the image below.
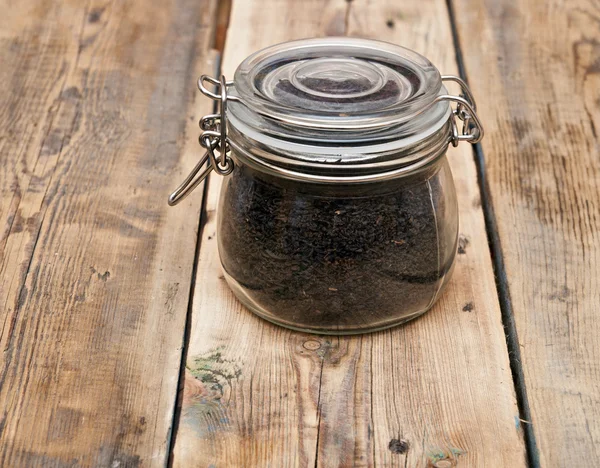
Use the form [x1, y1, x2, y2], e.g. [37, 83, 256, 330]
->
[227, 117, 453, 184]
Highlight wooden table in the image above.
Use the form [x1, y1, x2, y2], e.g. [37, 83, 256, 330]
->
[1, 0, 598, 466]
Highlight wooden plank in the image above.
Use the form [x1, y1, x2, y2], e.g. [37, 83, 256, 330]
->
[452, 0, 600, 464]
[172, 0, 527, 466]
[0, 0, 216, 465]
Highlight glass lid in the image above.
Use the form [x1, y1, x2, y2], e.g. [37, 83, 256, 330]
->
[228, 37, 450, 143]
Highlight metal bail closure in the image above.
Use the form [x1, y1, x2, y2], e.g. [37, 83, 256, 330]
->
[168, 75, 237, 206]
[439, 75, 484, 147]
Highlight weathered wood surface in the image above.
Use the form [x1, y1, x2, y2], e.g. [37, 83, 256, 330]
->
[453, 0, 600, 465]
[5, 0, 596, 465]
[0, 0, 216, 465]
[172, 0, 526, 466]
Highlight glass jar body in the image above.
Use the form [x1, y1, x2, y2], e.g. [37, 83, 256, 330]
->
[217, 151, 458, 335]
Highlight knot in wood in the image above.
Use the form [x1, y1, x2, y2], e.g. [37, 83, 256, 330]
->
[303, 340, 321, 351]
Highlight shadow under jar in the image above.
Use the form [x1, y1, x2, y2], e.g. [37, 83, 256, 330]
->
[169, 37, 484, 334]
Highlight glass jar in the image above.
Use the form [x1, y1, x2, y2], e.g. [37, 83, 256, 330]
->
[169, 38, 483, 334]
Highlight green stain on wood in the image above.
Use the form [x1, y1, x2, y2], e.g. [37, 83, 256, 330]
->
[427, 446, 465, 465]
[450, 446, 465, 457]
[427, 449, 447, 463]
[187, 346, 241, 397]
[184, 347, 241, 437]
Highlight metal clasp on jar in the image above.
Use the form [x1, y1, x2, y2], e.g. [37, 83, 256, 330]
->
[168, 74, 484, 206]
[168, 76, 237, 206]
[439, 75, 484, 147]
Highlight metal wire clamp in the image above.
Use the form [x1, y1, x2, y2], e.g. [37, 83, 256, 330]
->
[440, 75, 484, 147]
[168, 75, 236, 206]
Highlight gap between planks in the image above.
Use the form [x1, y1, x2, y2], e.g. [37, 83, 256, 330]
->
[444, 0, 540, 466]
[167, 48, 223, 466]
[451, 0, 600, 464]
[167, 1, 233, 462]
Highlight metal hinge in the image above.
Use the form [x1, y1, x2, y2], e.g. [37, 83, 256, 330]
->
[168, 75, 236, 206]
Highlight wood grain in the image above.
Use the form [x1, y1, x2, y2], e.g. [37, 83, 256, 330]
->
[0, 0, 216, 465]
[172, 0, 526, 466]
[452, 0, 600, 464]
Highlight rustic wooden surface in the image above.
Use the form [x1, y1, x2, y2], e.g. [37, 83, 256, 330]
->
[0, 0, 216, 465]
[171, 0, 525, 466]
[454, 0, 600, 465]
[1, 0, 597, 466]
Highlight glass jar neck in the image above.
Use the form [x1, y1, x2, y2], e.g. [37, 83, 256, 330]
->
[227, 118, 452, 184]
